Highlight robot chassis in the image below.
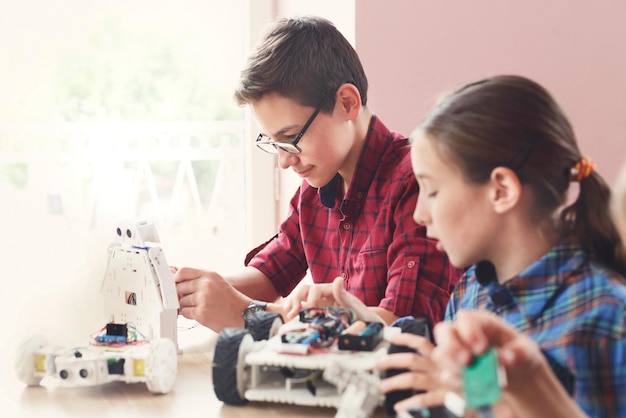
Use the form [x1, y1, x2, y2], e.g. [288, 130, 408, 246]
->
[212, 308, 436, 418]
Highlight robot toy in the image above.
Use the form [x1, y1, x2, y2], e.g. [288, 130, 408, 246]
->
[15, 220, 180, 394]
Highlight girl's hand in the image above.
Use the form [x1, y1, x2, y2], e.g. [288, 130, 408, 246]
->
[376, 333, 446, 412]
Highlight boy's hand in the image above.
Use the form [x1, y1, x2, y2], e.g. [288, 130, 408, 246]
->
[282, 277, 384, 323]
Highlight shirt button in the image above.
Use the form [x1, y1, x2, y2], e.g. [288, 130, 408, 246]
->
[341, 272, 347, 278]
[356, 192, 363, 199]
[342, 223, 351, 230]
[407, 260, 416, 268]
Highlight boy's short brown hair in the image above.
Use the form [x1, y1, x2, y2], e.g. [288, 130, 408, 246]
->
[234, 16, 368, 112]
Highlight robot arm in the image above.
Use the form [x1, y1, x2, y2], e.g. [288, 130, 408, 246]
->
[112, 220, 179, 311]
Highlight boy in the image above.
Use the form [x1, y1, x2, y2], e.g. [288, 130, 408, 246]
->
[175, 16, 458, 332]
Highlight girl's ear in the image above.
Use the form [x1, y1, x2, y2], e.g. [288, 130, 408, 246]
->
[335, 83, 361, 120]
[489, 166, 522, 214]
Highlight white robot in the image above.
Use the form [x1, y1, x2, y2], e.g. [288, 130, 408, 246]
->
[15, 220, 180, 394]
[101, 219, 180, 346]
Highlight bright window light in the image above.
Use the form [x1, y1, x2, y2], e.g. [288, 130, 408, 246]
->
[0, 0, 256, 337]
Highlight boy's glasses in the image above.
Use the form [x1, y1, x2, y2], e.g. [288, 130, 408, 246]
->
[255, 100, 325, 155]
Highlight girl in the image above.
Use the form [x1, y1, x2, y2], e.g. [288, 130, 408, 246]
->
[313, 75, 626, 417]
[379, 75, 626, 417]
[431, 161, 626, 418]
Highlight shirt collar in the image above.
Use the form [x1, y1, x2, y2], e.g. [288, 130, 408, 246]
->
[318, 115, 394, 208]
[477, 240, 587, 321]
[319, 173, 341, 208]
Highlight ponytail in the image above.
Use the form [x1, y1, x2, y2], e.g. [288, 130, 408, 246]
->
[564, 172, 626, 278]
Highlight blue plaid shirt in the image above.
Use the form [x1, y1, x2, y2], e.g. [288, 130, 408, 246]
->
[446, 241, 626, 418]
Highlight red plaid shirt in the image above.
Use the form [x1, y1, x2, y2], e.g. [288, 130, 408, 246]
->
[247, 116, 460, 325]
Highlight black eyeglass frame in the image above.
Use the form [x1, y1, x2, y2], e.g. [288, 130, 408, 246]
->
[255, 99, 327, 155]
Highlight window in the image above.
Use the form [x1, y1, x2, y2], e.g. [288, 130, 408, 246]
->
[1, 1, 355, 338]
[0, 0, 275, 282]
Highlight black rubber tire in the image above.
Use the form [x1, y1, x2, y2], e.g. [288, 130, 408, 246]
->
[246, 311, 284, 341]
[212, 328, 252, 405]
[384, 318, 430, 417]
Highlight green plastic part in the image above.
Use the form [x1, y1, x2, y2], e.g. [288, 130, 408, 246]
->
[462, 348, 502, 409]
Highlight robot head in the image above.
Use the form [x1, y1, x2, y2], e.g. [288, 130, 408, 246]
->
[114, 220, 161, 247]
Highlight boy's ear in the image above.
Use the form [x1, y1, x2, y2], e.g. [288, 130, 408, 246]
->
[489, 166, 522, 214]
[335, 83, 361, 119]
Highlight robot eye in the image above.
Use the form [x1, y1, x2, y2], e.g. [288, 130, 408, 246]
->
[126, 229, 132, 238]
[116, 228, 122, 237]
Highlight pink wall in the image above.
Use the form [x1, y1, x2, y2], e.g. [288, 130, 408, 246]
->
[356, 1, 626, 182]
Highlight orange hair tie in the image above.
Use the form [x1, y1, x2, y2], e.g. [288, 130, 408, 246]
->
[569, 157, 595, 182]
